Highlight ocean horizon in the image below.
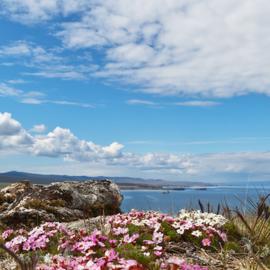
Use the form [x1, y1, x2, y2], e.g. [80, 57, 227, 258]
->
[121, 185, 270, 213]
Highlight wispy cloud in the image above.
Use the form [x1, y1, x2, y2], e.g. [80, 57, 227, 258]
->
[24, 70, 86, 80]
[127, 137, 270, 146]
[47, 100, 94, 108]
[126, 99, 158, 106]
[0, 40, 31, 56]
[0, 83, 23, 97]
[0, 82, 94, 108]
[0, 41, 92, 81]
[7, 79, 28, 84]
[30, 124, 47, 133]
[175, 101, 221, 107]
[126, 99, 220, 108]
[20, 98, 94, 108]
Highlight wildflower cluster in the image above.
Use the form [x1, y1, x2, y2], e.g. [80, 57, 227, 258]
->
[1, 210, 228, 270]
[174, 210, 228, 247]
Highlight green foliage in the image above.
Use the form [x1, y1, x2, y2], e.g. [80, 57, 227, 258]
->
[137, 232, 153, 246]
[223, 241, 241, 252]
[127, 224, 140, 234]
[117, 243, 154, 267]
[161, 221, 178, 241]
[223, 221, 242, 241]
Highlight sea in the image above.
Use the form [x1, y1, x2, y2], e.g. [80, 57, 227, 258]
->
[121, 185, 270, 214]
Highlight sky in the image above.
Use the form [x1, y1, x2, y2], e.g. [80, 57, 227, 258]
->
[0, 0, 269, 182]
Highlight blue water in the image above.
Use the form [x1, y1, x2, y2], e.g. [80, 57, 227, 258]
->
[121, 186, 270, 213]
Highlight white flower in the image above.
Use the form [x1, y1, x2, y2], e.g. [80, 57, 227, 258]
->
[43, 254, 52, 264]
[191, 230, 202, 237]
[176, 228, 185, 235]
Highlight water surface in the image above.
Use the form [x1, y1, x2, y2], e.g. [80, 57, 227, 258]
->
[121, 186, 270, 213]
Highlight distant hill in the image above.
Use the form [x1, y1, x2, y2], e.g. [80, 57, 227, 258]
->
[0, 171, 211, 188]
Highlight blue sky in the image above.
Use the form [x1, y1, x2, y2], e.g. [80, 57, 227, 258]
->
[0, 0, 269, 182]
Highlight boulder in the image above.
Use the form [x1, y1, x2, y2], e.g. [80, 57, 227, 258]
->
[0, 180, 122, 227]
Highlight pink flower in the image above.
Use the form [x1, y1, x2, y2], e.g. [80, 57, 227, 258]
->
[154, 251, 162, 256]
[113, 227, 128, 235]
[3, 211, 222, 270]
[219, 232, 227, 242]
[2, 229, 14, 240]
[152, 231, 163, 244]
[123, 233, 139, 244]
[202, 238, 211, 247]
[167, 256, 185, 266]
[105, 249, 118, 262]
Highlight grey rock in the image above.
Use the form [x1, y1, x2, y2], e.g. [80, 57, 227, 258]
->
[0, 180, 122, 227]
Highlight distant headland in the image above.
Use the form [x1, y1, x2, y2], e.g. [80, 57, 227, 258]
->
[0, 171, 213, 190]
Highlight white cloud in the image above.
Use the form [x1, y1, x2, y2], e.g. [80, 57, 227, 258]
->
[30, 124, 46, 133]
[0, 41, 90, 81]
[0, 112, 22, 136]
[0, 113, 33, 149]
[7, 79, 28, 84]
[31, 126, 124, 161]
[0, 41, 58, 63]
[126, 99, 157, 106]
[0, 83, 23, 97]
[25, 70, 86, 80]
[0, 0, 60, 23]
[48, 100, 94, 108]
[20, 98, 43, 105]
[20, 98, 94, 108]
[0, 41, 31, 56]
[126, 99, 219, 107]
[175, 101, 220, 107]
[0, 82, 94, 108]
[0, 113, 124, 161]
[102, 142, 124, 157]
[0, 0, 90, 23]
[1, 112, 270, 181]
[54, 0, 270, 98]
[107, 44, 155, 66]
[1, 1, 270, 99]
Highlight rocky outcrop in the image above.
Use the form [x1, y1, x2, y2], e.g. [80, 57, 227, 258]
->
[0, 180, 122, 227]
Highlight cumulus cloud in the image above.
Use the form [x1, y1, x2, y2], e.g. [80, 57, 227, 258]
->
[0, 112, 22, 136]
[0, 112, 124, 162]
[0, 113, 33, 149]
[1, 112, 270, 180]
[31, 126, 124, 162]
